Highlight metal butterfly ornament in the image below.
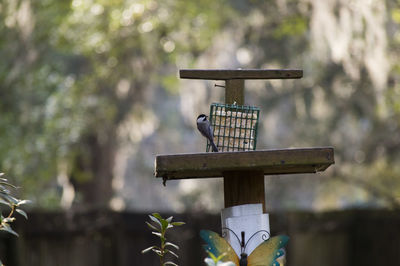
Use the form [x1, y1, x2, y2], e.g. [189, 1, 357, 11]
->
[200, 229, 289, 266]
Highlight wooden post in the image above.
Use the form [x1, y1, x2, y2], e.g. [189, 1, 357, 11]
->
[225, 79, 244, 105]
[223, 170, 265, 212]
[223, 78, 266, 212]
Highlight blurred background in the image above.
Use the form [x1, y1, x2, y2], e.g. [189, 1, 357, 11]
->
[1, 0, 400, 265]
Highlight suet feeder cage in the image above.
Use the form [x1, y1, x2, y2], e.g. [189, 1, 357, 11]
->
[207, 103, 260, 152]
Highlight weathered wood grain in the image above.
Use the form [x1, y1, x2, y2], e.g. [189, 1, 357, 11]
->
[179, 69, 303, 80]
[155, 147, 334, 181]
[225, 79, 244, 105]
[223, 171, 266, 211]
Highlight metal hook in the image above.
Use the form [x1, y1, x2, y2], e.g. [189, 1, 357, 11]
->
[214, 83, 225, 88]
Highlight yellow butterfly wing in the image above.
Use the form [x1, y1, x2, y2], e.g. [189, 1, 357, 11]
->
[200, 230, 240, 265]
[247, 235, 289, 266]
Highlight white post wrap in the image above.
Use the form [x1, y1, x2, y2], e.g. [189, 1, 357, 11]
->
[221, 204, 270, 257]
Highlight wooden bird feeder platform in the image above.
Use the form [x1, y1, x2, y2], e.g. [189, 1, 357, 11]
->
[156, 147, 334, 179]
[155, 69, 334, 212]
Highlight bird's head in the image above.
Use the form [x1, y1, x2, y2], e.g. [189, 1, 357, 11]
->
[196, 114, 207, 122]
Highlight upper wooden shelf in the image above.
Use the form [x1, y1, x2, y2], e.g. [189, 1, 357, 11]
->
[155, 147, 334, 181]
[179, 69, 303, 80]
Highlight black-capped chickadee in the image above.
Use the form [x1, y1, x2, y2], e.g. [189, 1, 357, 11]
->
[196, 114, 218, 152]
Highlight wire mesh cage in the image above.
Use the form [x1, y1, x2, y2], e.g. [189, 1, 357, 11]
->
[207, 103, 260, 152]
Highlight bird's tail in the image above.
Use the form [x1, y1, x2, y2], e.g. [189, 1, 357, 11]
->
[210, 140, 218, 152]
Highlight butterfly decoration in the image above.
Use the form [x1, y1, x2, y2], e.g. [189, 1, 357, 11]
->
[200, 229, 289, 266]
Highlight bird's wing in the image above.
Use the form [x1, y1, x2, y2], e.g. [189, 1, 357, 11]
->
[208, 123, 214, 138]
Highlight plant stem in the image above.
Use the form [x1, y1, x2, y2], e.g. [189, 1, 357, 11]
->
[7, 205, 16, 219]
[160, 231, 165, 265]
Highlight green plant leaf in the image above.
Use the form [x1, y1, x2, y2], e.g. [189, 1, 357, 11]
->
[0, 181, 17, 189]
[146, 221, 159, 232]
[171, 222, 185, 226]
[151, 231, 166, 242]
[165, 242, 179, 250]
[141, 246, 158, 254]
[149, 214, 162, 228]
[166, 216, 173, 223]
[152, 231, 162, 237]
[0, 193, 19, 204]
[0, 198, 10, 206]
[163, 261, 178, 266]
[0, 223, 19, 237]
[152, 249, 162, 256]
[15, 208, 28, 219]
[0, 187, 10, 194]
[165, 249, 179, 258]
[2, 217, 16, 224]
[160, 219, 169, 231]
[16, 199, 32, 206]
[152, 213, 163, 220]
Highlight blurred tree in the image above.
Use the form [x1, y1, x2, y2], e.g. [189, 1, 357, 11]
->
[226, 0, 400, 209]
[0, 0, 399, 211]
[0, 0, 230, 208]
[177, 0, 400, 211]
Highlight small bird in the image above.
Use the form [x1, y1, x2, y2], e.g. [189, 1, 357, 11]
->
[196, 114, 218, 152]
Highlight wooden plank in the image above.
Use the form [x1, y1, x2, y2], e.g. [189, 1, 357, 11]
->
[155, 147, 334, 181]
[225, 79, 244, 105]
[223, 171, 265, 211]
[179, 69, 303, 80]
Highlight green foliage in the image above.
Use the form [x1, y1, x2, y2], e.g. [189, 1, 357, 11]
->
[0, 173, 30, 266]
[141, 213, 185, 266]
[1, 0, 400, 211]
[224, 0, 400, 210]
[0, 0, 231, 207]
[273, 15, 307, 39]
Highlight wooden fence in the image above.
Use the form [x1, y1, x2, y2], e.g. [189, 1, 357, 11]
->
[1, 210, 399, 266]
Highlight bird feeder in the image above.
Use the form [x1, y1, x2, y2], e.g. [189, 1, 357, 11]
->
[207, 103, 260, 152]
[155, 69, 335, 258]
